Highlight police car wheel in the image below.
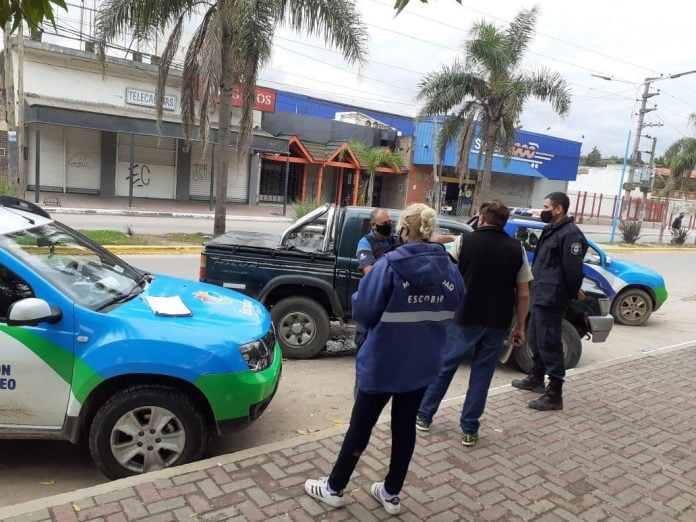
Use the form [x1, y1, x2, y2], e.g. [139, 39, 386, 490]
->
[271, 297, 330, 359]
[89, 385, 207, 480]
[512, 319, 582, 373]
[611, 288, 653, 326]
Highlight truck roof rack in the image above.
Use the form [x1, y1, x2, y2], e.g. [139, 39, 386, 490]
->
[0, 196, 51, 219]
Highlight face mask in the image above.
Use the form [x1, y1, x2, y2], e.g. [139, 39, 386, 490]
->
[540, 210, 553, 224]
[375, 222, 392, 236]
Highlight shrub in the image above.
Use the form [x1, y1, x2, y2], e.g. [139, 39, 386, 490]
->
[619, 220, 641, 243]
[291, 201, 322, 222]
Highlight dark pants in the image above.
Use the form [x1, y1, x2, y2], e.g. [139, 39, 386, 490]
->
[528, 304, 565, 384]
[328, 387, 426, 495]
[418, 322, 508, 434]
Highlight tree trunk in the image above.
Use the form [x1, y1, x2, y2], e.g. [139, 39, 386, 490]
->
[367, 171, 374, 206]
[474, 128, 496, 209]
[214, 31, 234, 235]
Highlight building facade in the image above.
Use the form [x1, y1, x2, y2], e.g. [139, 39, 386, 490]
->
[3, 39, 288, 204]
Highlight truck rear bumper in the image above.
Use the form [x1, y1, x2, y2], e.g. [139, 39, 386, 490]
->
[589, 314, 614, 343]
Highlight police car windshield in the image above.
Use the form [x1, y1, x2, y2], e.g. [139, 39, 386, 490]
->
[1, 221, 142, 310]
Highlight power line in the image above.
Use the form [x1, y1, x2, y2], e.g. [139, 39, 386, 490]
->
[370, 0, 661, 75]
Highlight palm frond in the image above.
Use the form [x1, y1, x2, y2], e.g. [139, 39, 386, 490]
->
[504, 5, 539, 67]
[276, 0, 367, 65]
[180, 6, 218, 148]
[154, 13, 185, 134]
[521, 67, 571, 115]
[688, 112, 696, 128]
[418, 64, 489, 116]
[464, 21, 508, 77]
[666, 137, 696, 177]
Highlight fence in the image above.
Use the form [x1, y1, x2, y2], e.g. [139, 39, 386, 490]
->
[567, 190, 683, 226]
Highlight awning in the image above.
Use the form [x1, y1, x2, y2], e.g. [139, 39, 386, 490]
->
[24, 94, 289, 155]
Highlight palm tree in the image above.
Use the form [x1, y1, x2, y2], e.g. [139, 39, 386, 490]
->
[97, 0, 366, 234]
[665, 113, 696, 178]
[349, 141, 403, 206]
[393, 0, 461, 16]
[418, 6, 571, 206]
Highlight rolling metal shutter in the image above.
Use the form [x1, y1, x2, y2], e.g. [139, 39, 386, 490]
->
[116, 134, 177, 199]
[488, 173, 534, 208]
[65, 128, 101, 193]
[189, 142, 248, 203]
[27, 124, 64, 192]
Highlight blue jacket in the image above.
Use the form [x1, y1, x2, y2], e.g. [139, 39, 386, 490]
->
[352, 241, 466, 394]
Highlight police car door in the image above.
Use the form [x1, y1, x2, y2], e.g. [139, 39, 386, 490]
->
[0, 263, 74, 429]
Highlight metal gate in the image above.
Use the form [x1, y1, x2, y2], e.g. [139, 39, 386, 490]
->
[259, 160, 302, 203]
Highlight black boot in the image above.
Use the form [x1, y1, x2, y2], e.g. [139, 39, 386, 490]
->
[511, 374, 545, 393]
[528, 380, 563, 411]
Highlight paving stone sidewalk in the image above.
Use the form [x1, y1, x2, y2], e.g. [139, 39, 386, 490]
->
[3, 347, 695, 522]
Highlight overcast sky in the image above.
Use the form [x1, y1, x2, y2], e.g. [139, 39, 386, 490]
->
[48, 0, 696, 157]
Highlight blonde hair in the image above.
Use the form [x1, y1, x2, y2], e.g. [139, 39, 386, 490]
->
[397, 203, 437, 241]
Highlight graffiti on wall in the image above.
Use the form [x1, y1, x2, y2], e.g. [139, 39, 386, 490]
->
[68, 153, 96, 169]
[126, 164, 152, 188]
[192, 163, 211, 183]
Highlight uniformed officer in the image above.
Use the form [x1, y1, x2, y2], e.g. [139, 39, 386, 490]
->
[511, 192, 587, 411]
[357, 208, 402, 275]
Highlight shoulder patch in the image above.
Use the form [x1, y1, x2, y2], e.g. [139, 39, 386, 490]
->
[570, 242, 583, 256]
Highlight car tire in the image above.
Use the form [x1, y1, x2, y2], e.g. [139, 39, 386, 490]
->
[611, 288, 653, 326]
[512, 319, 583, 373]
[271, 296, 330, 359]
[89, 385, 207, 480]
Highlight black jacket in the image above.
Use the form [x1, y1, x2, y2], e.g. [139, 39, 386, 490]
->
[454, 226, 524, 328]
[531, 217, 587, 308]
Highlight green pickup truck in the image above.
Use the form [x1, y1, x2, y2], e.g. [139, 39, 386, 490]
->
[200, 204, 613, 371]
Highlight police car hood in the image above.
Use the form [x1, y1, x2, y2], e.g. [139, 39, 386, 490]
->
[387, 241, 451, 292]
[107, 275, 270, 345]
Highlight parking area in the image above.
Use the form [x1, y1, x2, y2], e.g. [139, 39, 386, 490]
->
[2, 251, 696, 507]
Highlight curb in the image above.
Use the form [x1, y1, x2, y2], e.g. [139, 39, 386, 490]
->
[103, 245, 203, 255]
[47, 207, 293, 223]
[1, 340, 694, 520]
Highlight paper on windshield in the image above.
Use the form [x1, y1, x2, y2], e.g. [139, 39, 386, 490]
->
[144, 296, 192, 317]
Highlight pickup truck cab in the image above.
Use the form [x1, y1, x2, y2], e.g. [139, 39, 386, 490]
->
[0, 197, 280, 479]
[201, 204, 613, 372]
[504, 217, 667, 326]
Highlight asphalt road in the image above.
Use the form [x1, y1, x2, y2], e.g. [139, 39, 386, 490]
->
[2, 251, 696, 506]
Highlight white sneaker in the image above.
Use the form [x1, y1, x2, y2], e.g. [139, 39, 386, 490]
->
[371, 481, 401, 515]
[304, 477, 346, 508]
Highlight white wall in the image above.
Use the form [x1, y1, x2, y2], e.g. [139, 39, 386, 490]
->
[568, 165, 624, 196]
[530, 178, 568, 208]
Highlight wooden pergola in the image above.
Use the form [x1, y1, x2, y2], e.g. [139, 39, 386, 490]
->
[263, 136, 406, 205]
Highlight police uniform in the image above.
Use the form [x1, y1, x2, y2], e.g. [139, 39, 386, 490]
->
[528, 216, 587, 388]
[356, 232, 403, 272]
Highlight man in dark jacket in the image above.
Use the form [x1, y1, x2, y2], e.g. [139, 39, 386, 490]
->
[512, 192, 587, 411]
[416, 200, 532, 446]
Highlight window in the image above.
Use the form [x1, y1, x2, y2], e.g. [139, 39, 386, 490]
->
[584, 245, 602, 266]
[515, 226, 541, 253]
[0, 266, 34, 321]
[1, 222, 142, 310]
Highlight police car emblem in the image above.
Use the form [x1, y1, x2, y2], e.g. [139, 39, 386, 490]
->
[570, 242, 582, 255]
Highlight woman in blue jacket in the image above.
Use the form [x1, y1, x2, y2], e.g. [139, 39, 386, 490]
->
[305, 204, 465, 515]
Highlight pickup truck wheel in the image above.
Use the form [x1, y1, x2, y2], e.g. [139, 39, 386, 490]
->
[512, 319, 583, 373]
[611, 288, 653, 326]
[271, 297, 330, 359]
[89, 385, 207, 480]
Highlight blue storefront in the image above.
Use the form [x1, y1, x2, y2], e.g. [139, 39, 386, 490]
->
[412, 119, 582, 211]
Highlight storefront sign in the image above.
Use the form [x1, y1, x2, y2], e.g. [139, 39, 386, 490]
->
[197, 77, 276, 112]
[125, 88, 177, 111]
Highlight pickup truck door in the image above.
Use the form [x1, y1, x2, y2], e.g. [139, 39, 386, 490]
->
[335, 213, 369, 317]
[0, 262, 74, 429]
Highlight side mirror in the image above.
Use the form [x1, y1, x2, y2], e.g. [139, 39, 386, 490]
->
[7, 298, 62, 327]
[605, 256, 612, 266]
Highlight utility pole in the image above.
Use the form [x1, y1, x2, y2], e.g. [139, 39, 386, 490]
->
[623, 81, 658, 216]
[638, 135, 657, 222]
[3, 23, 17, 192]
[17, 24, 26, 197]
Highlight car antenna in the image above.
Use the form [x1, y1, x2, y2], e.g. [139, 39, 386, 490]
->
[3, 206, 35, 225]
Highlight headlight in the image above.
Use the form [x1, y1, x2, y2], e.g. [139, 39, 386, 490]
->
[239, 327, 276, 372]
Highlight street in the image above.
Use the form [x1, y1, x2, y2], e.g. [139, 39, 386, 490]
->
[1, 249, 695, 506]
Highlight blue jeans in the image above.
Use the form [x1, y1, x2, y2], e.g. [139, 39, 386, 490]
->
[418, 322, 508, 434]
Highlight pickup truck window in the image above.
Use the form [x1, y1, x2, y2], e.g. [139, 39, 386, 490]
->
[0, 265, 34, 320]
[2, 222, 143, 310]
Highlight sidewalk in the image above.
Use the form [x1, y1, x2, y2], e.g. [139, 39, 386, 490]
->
[2, 347, 694, 522]
[25, 192, 293, 222]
